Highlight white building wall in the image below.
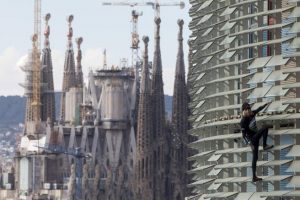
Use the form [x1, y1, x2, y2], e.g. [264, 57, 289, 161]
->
[65, 87, 83, 124]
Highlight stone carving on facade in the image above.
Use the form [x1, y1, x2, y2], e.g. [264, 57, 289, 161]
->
[67, 163, 76, 200]
[17, 11, 189, 200]
[82, 162, 90, 200]
[93, 163, 101, 200]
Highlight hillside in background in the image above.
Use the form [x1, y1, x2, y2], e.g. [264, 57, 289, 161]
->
[0, 94, 173, 125]
[0, 96, 26, 125]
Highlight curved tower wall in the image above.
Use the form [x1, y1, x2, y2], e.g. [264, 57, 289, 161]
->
[187, 0, 300, 199]
[100, 78, 129, 121]
[84, 69, 136, 199]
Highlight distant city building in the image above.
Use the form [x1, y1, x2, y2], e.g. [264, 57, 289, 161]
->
[9, 13, 189, 200]
[187, 0, 300, 199]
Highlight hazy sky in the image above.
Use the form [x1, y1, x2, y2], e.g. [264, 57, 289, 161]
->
[0, 0, 190, 96]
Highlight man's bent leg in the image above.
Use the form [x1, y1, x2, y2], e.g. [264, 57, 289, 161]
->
[261, 127, 268, 146]
[253, 126, 273, 150]
[261, 126, 273, 150]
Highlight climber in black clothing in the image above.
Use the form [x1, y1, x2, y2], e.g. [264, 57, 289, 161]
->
[240, 102, 273, 182]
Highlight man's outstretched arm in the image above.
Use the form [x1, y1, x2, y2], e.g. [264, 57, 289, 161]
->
[252, 102, 269, 115]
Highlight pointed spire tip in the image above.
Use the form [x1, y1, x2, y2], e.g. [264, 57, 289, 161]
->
[45, 13, 51, 22]
[67, 15, 74, 24]
[66, 15, 74, 48]
[155, 17, 161, 25]
[178, 19, 184, 41]
[44, 14, 51, 47]
[76, 37, 83, 49]
[143, 36, 149, 44]
[177, 19, 184, 27]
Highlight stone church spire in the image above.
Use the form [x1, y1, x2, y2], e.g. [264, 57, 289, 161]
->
[151, 17, 166, 140]
[41, 13, 56, 124]
[140, 37, 151, 94]
[170, 19, 188, 200]
[135, 36, 153, 200]
[60, 15, 76, 123]
[172, 19, 188, 147]
[151, 17, 167, 200]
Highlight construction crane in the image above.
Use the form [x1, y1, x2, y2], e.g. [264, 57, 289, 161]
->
[102, 0, 185, 66]
[102, 0, 185, 18]
[31, 34, 42, 124]
[37, 144, 92, 200]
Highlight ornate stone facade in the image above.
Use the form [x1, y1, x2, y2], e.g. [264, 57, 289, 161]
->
[41, 13, 56, 125]
[135, 36, 153, 200]
[17, 13, 189, 200]
[169, 19, 189, 200]
[60, 15, 77, 123]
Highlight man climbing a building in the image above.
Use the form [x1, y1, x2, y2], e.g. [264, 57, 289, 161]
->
[240, 102, 273, 182]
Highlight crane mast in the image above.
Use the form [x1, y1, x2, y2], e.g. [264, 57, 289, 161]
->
[102, 0, 185, 66]
[31, 34, 42, 124]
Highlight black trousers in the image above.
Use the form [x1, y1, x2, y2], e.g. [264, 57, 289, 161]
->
[251, 127, 268, 177]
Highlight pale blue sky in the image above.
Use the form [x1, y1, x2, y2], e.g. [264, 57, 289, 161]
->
[0, 0, 190, 96]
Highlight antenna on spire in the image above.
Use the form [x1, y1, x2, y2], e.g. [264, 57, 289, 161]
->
[76, 37, 83, 49]
[177, 19, 184, 41]
[76, 37, 83, 66]
[67, 15, 74, 49]
[103, 49, 107, 69]
[44, 13, 51, 48]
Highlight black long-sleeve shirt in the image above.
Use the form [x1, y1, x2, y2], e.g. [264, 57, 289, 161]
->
[240, 103, 268, 140]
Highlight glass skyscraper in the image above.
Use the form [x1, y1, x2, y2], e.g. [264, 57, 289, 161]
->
[187, 0, 300, 199]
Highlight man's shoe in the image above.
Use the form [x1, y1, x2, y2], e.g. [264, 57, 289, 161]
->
[252, 176, 263, 182]
[263, 144, 274, 151]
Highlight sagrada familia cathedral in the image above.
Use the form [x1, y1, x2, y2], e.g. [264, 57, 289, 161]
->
[13, 13, 189, 200]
